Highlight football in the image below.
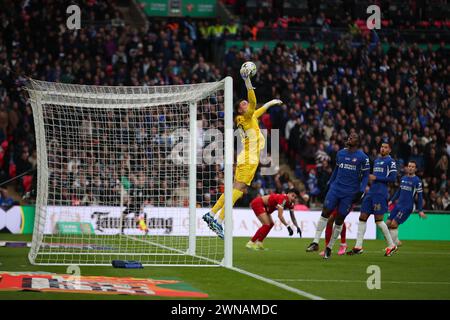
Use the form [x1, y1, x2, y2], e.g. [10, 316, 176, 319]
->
[240, 61, 257, 78]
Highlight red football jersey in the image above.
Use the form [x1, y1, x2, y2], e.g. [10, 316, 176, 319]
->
[266, 194, 294, 214]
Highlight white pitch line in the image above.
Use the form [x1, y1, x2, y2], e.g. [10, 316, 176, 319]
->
[272, 249, 450, 256]
[121, 235, 324, 299]
[271, 248, 450, 256]
[125, 235, 325, 299]
[359, 251, 450, 256]
[274, 279, 450, 285]
[229, 267, 325, 300]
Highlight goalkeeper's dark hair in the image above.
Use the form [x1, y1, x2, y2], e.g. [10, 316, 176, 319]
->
[287, 188, 300, 196]
[234, 99, 244, 115]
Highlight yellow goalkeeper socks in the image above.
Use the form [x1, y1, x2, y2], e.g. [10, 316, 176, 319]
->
[211, 194, 225, 214]
[218, 189, 243, 223]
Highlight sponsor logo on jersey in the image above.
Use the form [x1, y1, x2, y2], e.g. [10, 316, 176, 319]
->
[342, 163, 357, 170]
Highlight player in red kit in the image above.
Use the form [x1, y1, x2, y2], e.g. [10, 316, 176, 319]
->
[319, 208, 347, 256]
[246, 189, 302, 250]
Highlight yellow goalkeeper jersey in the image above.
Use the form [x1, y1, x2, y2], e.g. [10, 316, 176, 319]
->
[235, 89, 268, 165]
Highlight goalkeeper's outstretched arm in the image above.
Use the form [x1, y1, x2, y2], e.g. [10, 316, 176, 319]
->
[254, 99, 283, 118]
[241, 70, 257, 118]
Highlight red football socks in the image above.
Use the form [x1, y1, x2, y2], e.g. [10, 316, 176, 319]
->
[251, 223, 274, 242]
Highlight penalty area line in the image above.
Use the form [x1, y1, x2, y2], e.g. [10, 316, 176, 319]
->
[228, 266, 325, 300]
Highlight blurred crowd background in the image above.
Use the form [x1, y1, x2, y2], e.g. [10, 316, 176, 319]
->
[0, 0, 448, 211]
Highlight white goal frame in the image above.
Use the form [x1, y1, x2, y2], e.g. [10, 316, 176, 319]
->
[25, 77, 234, 267]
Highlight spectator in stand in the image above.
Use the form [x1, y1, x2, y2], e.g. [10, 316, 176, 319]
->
[0, 188, 15, 206]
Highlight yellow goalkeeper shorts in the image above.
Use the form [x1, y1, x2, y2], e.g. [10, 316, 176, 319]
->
[235, 149, 260, 186]
[234, 163, 258, 186]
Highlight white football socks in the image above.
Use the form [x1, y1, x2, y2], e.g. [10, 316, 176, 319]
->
[389, 228, 399, 245]
[313, 216, 328, 244]
[327, 224, 343, 249]
[355, 220, 367, 248]
[377, 221, 395, 248]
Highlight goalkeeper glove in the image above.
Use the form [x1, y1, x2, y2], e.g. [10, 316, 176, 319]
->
[262, 99, 283, 109]
[352, 191, 364, 204]
[240, 69, 255, 90]
[297, 227, 302, 238]
[240, 66, 250, 79]
[287, 226, 294, 236]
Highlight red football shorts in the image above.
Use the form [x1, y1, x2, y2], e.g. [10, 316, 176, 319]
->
[250, 197, 266, 216]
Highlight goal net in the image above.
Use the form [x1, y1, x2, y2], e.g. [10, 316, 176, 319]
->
[26, 77, 234, 266]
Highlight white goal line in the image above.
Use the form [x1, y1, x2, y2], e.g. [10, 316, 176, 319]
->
[229, 267, 325, 300]
[123, 234, 223, 266]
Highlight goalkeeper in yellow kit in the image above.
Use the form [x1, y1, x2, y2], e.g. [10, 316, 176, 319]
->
[202, 65, 282, 239]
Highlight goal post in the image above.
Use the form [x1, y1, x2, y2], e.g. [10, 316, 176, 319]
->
[223, 76, 233, 268]
[25, 77, 234, 267]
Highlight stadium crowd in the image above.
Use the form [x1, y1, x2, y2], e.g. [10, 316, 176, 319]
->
[236, 37, 449, 210]
[0, 0, 448, 211]
[226, 0, 450, 42]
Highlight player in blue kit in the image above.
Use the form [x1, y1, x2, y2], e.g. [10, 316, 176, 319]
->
[387, 160, 426, 247]
[347, 142, 398, 256]
[306, 132, 370, 259]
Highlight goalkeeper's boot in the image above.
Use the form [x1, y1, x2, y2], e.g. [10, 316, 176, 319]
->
[346, 247, 364, 255]
[338, 244, 348, 256]
[211, 220, 224, 240]
[246, 241, 259, 251]
[323, 247, 332, 260]
[384, 245, 398, 257]
[202, 212, 214, 229]
[306, 242, 319, 252]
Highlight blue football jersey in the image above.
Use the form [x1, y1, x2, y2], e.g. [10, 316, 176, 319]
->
[391, 175, 423, 211]
[368, 156, 397, 197]
[329, 148, 370, 194]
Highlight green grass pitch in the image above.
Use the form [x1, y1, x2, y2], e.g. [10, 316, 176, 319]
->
[0, 234, 449, 300]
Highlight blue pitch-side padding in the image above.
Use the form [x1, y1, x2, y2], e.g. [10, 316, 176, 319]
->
[112, 260, 143, 268]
